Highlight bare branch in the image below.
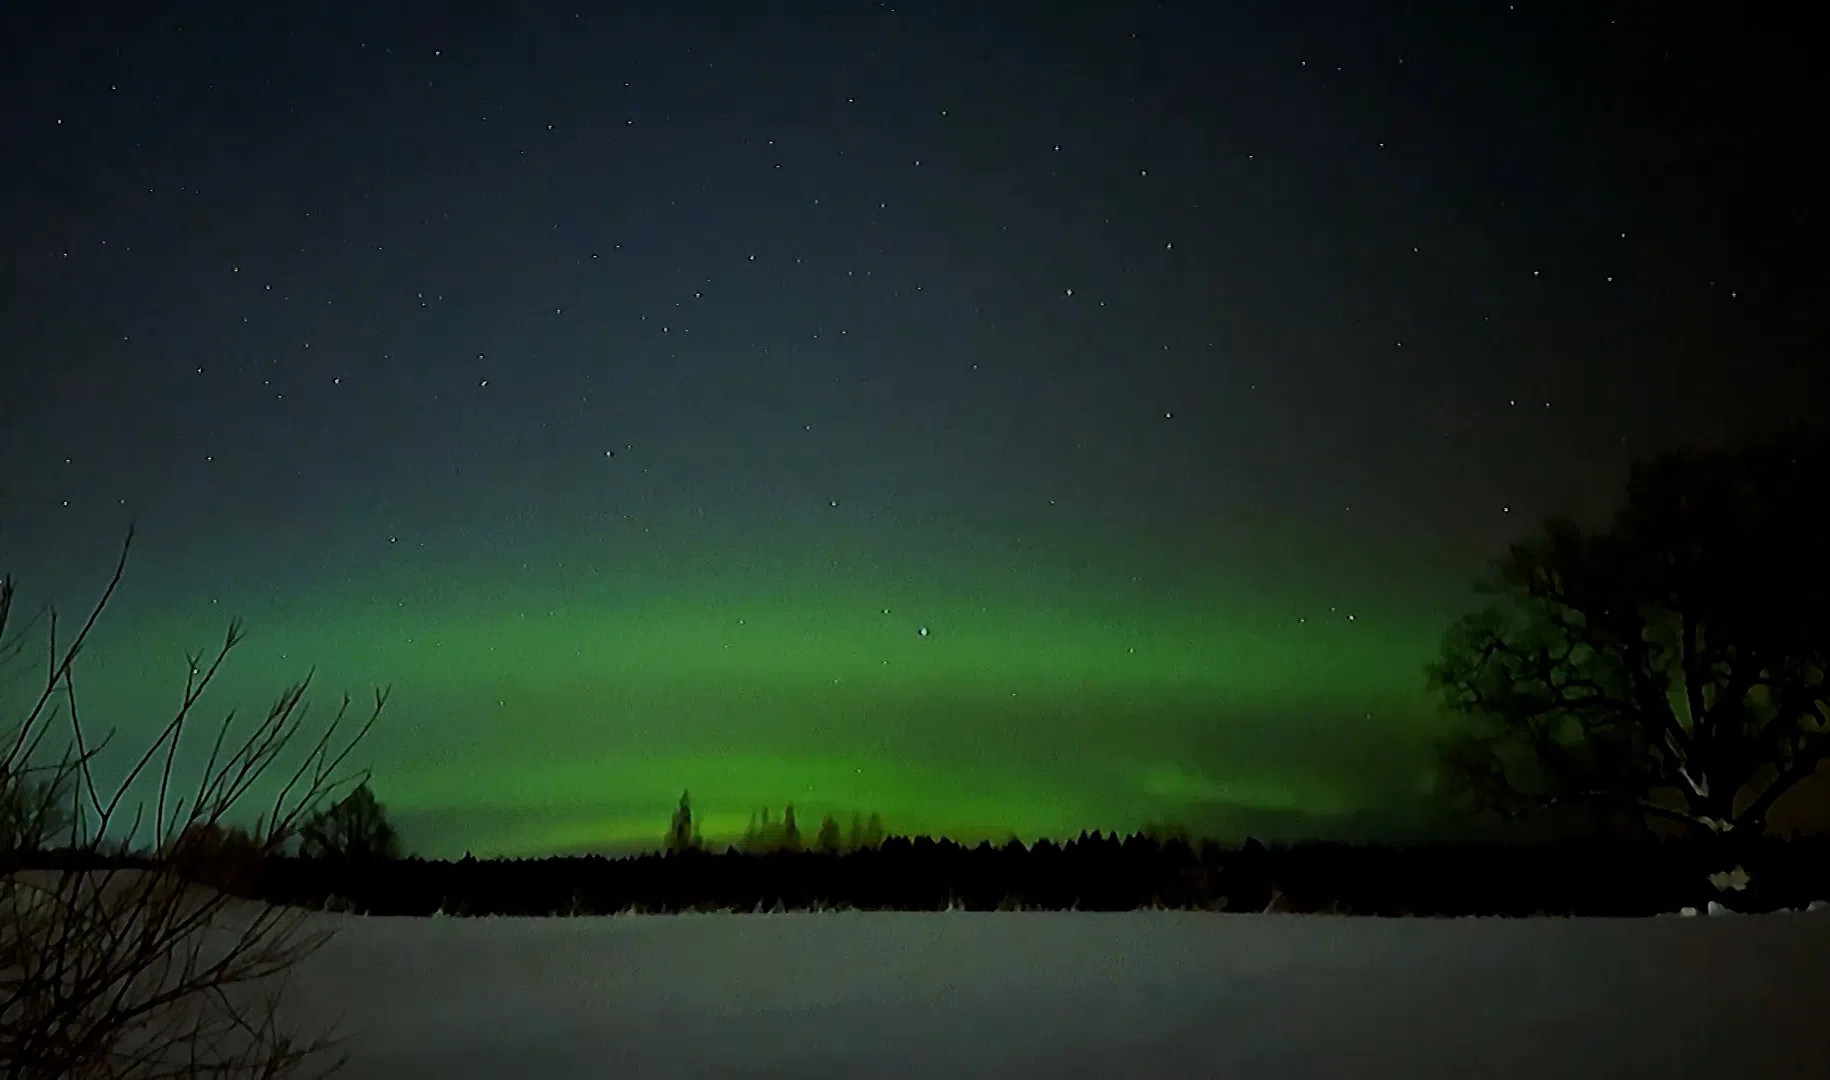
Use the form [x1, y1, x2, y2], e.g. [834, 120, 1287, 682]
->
[4, 528, 386, 1078]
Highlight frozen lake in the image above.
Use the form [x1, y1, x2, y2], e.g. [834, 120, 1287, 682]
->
[275, 907, 1830, 1078]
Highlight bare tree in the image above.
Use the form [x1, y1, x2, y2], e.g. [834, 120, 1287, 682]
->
[2, 527, 388, 1078]
[1428, 434, 1830, 847]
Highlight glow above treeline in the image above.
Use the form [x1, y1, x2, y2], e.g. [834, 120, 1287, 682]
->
[14, 521, 1468, 857]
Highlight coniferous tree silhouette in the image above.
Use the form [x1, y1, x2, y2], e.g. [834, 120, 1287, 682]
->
[846, 811, 886, 851]
[814, 813, 843, 854]
[664, 789, 700, 854]
[781, 804, 803, 853]
[742, 806, 784, 854]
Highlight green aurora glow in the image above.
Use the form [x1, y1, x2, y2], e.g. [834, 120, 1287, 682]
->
[20, 7, 1813, 856]
[15, 518, 1474, 857]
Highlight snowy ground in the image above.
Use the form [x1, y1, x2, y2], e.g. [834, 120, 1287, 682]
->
[270, 908, 1830, 1078]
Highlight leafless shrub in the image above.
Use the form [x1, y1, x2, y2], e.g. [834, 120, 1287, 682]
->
[1, 528, 388, 1078]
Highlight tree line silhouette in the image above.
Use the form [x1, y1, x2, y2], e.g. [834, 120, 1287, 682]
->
[665, 791, 886, 856]
[250, 829, 1830, 918]
[166, 785, 1830, 919]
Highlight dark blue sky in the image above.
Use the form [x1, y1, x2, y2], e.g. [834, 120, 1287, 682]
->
[1, 3, 1821, 852]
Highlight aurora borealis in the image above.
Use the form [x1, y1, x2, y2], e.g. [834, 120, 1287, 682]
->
[2, 4, 1819, 856]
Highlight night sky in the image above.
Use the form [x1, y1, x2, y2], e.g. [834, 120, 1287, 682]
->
[2, 3, 1820, 856]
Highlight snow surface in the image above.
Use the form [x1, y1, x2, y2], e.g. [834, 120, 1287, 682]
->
[267, 908, 1830, 1078]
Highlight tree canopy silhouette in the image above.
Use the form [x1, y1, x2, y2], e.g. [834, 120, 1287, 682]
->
[296, 779, 401, 861]
[1428, 434, 1830, 843]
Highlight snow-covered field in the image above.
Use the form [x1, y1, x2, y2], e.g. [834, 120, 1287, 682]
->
[275, 908, 1830, 1078]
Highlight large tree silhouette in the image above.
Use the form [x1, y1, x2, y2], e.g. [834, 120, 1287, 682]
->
[296, 779, 401, 861]
[1428, 434, 1830, 843]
